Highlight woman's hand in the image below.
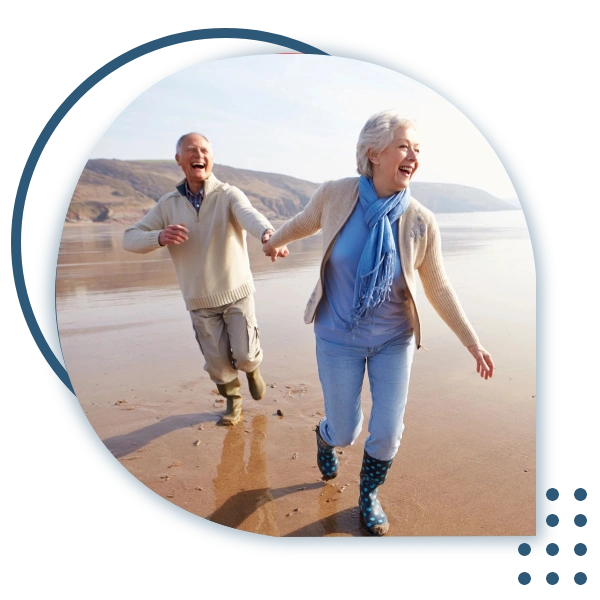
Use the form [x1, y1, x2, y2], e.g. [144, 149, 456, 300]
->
[467, 344, 494, 380]
[262, 239, 289, 262]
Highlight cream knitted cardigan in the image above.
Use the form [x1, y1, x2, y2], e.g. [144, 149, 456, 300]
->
[268, 177, 479, 350]
[122, 174, 273, 310]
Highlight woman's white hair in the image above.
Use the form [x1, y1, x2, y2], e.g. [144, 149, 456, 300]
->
[356, 111, 417, 177]
[175, 132, 210, 155]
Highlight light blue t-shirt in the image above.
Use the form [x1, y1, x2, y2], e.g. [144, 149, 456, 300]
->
[314, 201, 412, 346]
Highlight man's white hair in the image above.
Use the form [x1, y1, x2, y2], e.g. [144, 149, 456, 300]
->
[175, 132, 210, 155]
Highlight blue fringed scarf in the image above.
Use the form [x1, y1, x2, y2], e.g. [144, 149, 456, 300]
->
[348, 176, 410, 332]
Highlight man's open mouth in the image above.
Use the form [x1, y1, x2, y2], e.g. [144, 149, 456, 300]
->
[192, 162, 206, 170]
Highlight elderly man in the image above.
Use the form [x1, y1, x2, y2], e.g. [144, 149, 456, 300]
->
[123, 132, 287, 425]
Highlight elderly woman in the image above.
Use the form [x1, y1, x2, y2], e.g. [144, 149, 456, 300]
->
[263, 110, 494, 536]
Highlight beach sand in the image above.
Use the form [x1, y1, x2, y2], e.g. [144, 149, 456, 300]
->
[57, 212, 535, 537]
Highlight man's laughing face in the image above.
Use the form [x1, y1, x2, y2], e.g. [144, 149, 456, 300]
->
[176, 134, 214, 190]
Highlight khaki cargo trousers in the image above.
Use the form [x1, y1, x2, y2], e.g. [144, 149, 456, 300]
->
[190, 294, 262, 385]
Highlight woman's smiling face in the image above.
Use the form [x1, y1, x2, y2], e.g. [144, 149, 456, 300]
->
[370, 126, 419, 197]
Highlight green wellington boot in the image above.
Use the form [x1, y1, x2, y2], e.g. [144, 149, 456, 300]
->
[216, 378, 243, 426]
[246, 367, 266, 400]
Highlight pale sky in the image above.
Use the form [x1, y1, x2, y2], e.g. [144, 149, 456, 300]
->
[91, 54, 517, 199]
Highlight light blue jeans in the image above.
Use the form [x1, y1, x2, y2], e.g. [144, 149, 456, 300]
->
[316, 330, 416, 462]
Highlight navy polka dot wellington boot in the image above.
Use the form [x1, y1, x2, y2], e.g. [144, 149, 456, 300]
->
[359, 450, 394, 536]
[314, 421, 339, 480]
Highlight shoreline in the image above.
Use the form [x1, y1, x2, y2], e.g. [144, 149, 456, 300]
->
[57, 213, 535, 537]
[62, 206, 523, 227]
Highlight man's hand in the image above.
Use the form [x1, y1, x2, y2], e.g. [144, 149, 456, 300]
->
[158, 224, 189, 246]
[261, 229, 275, 244]
[262, 230, 289, 262]
[262, 239, 289, 262]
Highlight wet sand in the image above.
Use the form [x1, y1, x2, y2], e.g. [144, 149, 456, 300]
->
[57, 212, 535, 537]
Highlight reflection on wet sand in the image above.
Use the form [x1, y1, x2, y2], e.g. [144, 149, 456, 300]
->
[210, 415, 326, 535]
[282, 481, 363, 537]
[318, 482, 361, 537]
[210, 415, 279, 535]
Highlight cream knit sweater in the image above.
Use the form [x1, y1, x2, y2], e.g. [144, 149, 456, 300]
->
[268, 177, 479, 350]
[122, 174, 273, 310]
